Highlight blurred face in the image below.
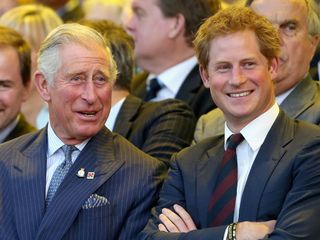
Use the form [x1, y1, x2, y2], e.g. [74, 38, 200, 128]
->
[35, 43, 113, 144]
[251, 0, 319, 95]
[0, 46, 29, 131]
[200, 30, 278, 132]
[124, 0, 176, 68]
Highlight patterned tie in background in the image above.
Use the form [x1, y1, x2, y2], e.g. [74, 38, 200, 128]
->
[46, 145, 77, 206]
[144, 78, 162, 101]
[208, 133, 244, 226]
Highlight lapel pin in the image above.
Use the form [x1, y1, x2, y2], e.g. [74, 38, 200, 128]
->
[87, 171, 95, 180]
[76, 168, 85, 178]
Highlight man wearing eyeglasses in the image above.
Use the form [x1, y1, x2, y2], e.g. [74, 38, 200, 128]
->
[194, 0, 320, 143]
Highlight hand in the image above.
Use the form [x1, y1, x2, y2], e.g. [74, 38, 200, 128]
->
[158, 204, 197, 233]
[236, 220, 276, 240]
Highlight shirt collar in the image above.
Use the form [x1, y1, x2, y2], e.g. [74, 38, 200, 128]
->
[225, 103, 280, 151]
[147, 56, 198, 95]
[105, 97, 126, 131]
[0, 115, 20, 143]
[47, 122, 90, 157]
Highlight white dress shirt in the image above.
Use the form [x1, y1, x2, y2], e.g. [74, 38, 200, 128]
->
[105, 97, 126, 131]
[45, 122, 90, 196]
[147, 56, 198, 101]
[223, 103, 280, 239]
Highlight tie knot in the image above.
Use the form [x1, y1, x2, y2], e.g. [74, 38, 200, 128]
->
[62, 145, 77, 164]
[227, 133, 244, 150]
[144, 78, 162, 101]
[149, 78, 162, 92]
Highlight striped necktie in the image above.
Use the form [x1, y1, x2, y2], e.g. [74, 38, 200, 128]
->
[208, 133, 244, 226]
[46, 145, 76, 206]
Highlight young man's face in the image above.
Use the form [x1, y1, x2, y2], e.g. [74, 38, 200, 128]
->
[200, 30, 278, 131]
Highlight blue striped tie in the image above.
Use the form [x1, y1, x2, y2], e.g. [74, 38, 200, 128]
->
[46, 145, 76, 206]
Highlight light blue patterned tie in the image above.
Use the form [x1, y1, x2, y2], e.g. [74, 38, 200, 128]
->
[46, 145, 76, 206]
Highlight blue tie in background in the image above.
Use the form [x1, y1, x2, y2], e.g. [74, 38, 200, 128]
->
[46, 145, 77, 206]
[144, 78, 162, 101]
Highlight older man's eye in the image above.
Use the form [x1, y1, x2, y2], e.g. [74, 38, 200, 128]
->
[94, 75, 108, 85]
[281, 22, 298, 37]
[70, 75, 85, 82]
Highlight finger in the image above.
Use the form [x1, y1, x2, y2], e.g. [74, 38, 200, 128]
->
[162, 208, 189, 232]
[265, 220, 277, 232]
[173, 204, 197, 230]
[158, 223, 168, 232]
[159, 213, 179, 232]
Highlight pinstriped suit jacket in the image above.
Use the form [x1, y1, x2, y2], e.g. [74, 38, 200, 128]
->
[0, 127, 166, 240]
[113, 95, 196, 166]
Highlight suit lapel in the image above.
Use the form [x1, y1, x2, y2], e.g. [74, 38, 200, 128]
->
[280, 75, 317, 119]
[11, 129, 47, 239]
[239, 111, 294, 221]
[36, 128, 124, 239]
[196, 137, 224, 227]
[113, 95, 143, 137]
[175, 65, 202, 104]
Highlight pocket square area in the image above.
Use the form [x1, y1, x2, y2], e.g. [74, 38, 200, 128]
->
[82, 193, 110, 209]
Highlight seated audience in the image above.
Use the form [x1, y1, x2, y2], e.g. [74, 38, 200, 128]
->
[0, 23, 165, 240]
[125, 0, 220, 119]
[194, 0, 320, 143]
[141, 7, 320, 239]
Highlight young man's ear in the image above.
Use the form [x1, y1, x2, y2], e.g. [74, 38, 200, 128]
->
[269, 57, 279, 80]
[34, 71, 51, 102]
[199, 65, 210, 88]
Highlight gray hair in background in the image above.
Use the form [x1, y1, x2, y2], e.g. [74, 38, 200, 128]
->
[37, 23, 118, 84]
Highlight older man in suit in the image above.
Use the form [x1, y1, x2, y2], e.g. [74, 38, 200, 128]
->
[80, 19, 196, 165]
[141, 7, 320, 240]
[0, 26, 35, 143]
[0, 23, 165, 240]
[125, 0, 220, 118]
[194, 0, 320, 143]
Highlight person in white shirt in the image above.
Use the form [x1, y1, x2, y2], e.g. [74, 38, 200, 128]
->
[194, 0, 320, 143]
[125, 0, 220, 118]
[141, 6, 320, 240]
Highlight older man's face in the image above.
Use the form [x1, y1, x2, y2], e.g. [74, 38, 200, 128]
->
[251, 0, 319, 95]
[44, 42, 113, 144]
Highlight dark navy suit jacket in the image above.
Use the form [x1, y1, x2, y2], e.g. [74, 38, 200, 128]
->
[141, 111, 320, 239]
[0, 127, 166, 240]
[113, 95, 196, 165]
[132, 65, 216, 119]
